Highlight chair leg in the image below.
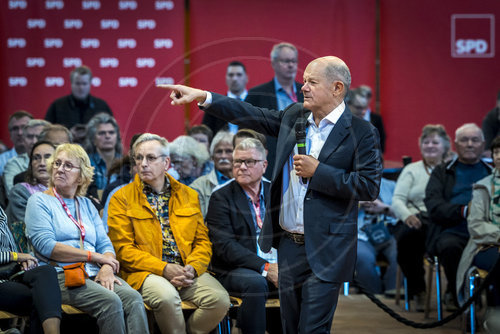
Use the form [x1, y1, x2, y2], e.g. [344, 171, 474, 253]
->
[424, 260, 434, 318]
[395, 266, 402, 306]
[404, 277, 410, 311]
[435, 256, 443, 321]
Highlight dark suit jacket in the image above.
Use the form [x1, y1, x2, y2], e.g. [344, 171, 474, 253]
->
[245, 80, 304, 179]
[369, 112, 386, 153]
[45, 94, 112, 129]
[206, 179, 271, 276]
[202, 93, 382, 283]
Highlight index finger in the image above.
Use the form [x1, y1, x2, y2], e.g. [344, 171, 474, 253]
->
[156, 84, 177, 90]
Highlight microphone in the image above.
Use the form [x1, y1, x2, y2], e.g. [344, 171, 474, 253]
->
[295, 115, 308, 184]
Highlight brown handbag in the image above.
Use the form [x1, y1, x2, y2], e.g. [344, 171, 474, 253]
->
[62, 262, 88, 287]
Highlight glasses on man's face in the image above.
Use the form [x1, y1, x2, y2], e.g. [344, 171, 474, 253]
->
[53, 160, 80, 172]
[278, 59, 298, 65]
[134, 154, 166, 165]
[233, 159, 263, 168]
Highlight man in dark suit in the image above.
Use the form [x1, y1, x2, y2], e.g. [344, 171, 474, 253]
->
[207, 137, 281, 334]
[160, 55, 382, 333]
[245, 43, 304, 179]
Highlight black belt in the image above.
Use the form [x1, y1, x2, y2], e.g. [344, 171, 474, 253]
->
[284, 231, 305, 245]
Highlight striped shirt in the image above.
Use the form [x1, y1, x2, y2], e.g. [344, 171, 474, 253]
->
[0, 207, 18, 283]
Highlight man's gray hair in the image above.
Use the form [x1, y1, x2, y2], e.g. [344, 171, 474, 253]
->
[169, 135, 209, 166]
[270, 42, 298, 61]
[86, 112, 123, 154]
[324, 61, 351, 90]
[455, 123, 484, 142]
[38, 124, 73, 143]
[234, 138, 267, 160]
[210, 131, 234, 156]
[133, 133, 169, 157]
[23, 119, 50, 134]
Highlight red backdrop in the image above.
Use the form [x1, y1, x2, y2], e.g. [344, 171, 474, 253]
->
[1, 0, 499, 161]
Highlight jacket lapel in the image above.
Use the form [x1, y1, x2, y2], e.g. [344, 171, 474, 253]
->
[233, 183, 257, 237]
[318, 108, 352, 162]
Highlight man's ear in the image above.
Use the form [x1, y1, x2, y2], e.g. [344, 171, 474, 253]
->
[332, 81, 345, 97]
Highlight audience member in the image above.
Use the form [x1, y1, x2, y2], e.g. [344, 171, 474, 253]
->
[45, 66, 112, 130]
[245, 43, 304, 179]
[233, 128, 267, 149]
[85, 113, 123, 190]
[6, 141, 56, 253]
[188, 124, 213, 151]
[203, 61, 249, 134]
[425, 123, 492, 310]
[190, 131, 234, 217]
[457, 135, 500, 310]
[391, 124, 451, 311]
[0, 207, 61, 334]
[3, 119, 50, 193]
[0, 111, 33, 175]
[0, 140, 7, 154]
[207, 138, 281, 334]
[357, 85, 386, 153]
[355, 177, 398, 295]
[481, 90, 500, 155]
[107, 133, 230, 334]
[25, 143, 149, 334]
[169, 135, 210, 185]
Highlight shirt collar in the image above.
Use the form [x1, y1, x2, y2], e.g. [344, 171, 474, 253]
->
[227, 90, 248, 100]
[215, 169, 231, 185]
[307, 101, 345, 128]
[142, 176, 171, 195]
[273, 77, 297, 94]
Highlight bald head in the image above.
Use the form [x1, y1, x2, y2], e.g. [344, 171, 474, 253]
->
[311, 56, 351, 91]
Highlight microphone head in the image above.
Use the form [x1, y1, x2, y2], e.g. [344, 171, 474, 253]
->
[295, 117, 307, 139]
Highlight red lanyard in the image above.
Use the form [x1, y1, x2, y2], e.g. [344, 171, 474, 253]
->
[53, 188, 86, 241]
[251, 200, 263, 229]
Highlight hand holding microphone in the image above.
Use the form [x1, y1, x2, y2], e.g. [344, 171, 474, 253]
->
[294, 115, 319, 183]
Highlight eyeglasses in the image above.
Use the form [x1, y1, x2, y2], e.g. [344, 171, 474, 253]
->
[233, 159, 263, 168]
[53, 160, 80, 172]
[277, 59, 298, 65]
[134, 154, 166, 164]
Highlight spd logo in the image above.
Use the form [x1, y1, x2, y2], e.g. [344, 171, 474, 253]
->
[82, 0, 100, 10]
[136, 58, 155, 68]
[153, 38, 173, 49]
[26, 57, 46, 68]
[8, 77, 27, 87]
[101, 19, 119, 29]
[45, 77, 65, 87]
[64, 19, 83, 29]
[63, 58, 82, 67]
[100, 58, 119, 68]
[45, 1, 64, 9]
[117, 39, 136, 49]
[451, 14, 495, 58]
[7, 38, 26, 48]
[81, 39, 100, 48]
[137, 19, 156, 30]
[155, 1, 173, 10]
[27, 19, 46, 29]
[118, 77, 138, 87]
[92, 77, 101, 87]
[44, 38, 63, 48]
[9, 1, 27, 9]
[155, 77, 174, 86]
[119, 1, 137, 10]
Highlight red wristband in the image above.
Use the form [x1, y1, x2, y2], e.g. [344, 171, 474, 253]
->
[264, 262, 270, 271]
[87, 251, 91, 262]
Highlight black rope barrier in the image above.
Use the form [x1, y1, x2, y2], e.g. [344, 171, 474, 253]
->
[356, 256, 500, 329]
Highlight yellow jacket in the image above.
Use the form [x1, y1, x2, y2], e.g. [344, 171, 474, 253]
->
[107, 173, 212, 290]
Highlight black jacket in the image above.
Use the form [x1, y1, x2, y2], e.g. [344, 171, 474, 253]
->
[45, 94, 112, 129]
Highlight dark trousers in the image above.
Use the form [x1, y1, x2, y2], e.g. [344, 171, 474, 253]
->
[395, 224, 427, 297]
[220, 267, 281, 334]
[473, 247, 500, 306]
[0, 265, 62, 334]
[278, 236, 341, 334]
[435, 231, 468, 301]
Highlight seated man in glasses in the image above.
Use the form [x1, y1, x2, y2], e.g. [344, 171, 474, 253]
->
[107, 133, 230, 334]
[206, 138, 281, 334]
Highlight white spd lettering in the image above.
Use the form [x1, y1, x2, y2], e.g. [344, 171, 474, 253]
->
[44, 38, 63, 48]
[118, 77, 138, 87]
[45, 77, 64, 87]
[100, 58, 119, 68]
[136, 58, 155, 68]
[455, 39, 489, 54]
[155, 77, 174, 86]
[153, 38, 173, 49]
[118, 1, 137, 10]
[8, 77, 27, 87]
[27, 19, 46, 29]
[137, 19, 156, 30]
[8, 1, 27, 9]
[117, 38, 136, 49]
[101, 19, 119, 29]
[45, 0, 64, 9]
[26, 57, 45, 68]
[155, 1, 173, 10]
[63, 58, 82, 67]
[82, 0, 100, 10]
[7, 38, 26, 48]
[81, 38, 100, 48]
[64, 19, 83, 29]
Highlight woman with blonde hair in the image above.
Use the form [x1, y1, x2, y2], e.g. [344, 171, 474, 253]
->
[25, 143, 149, 334]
